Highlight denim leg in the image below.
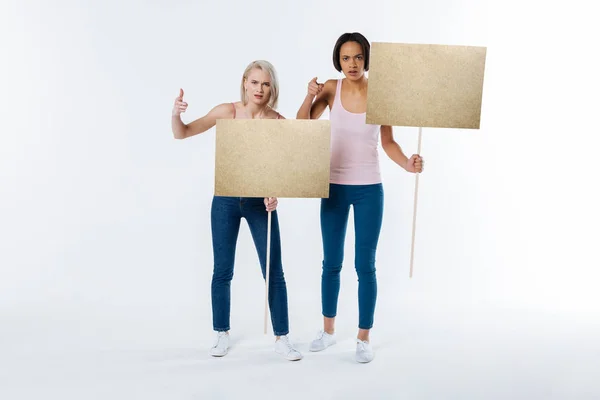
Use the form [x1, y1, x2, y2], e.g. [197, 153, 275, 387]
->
[352, 184, 384, 330]
[243, 198, 289, 336]
[210, 196, 242, 332]
[320, 184, 351, 319]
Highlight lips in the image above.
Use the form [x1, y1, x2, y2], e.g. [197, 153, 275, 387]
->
[254, 94, 263, 99]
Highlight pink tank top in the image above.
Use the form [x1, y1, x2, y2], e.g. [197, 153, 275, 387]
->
[329, 79, 381, 185]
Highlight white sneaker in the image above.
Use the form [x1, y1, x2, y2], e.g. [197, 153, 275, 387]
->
[274, 335, 303, 361]
[309, 330, 336, 352]
[209, 331, 230, 357]
[355, 338, 374, 363]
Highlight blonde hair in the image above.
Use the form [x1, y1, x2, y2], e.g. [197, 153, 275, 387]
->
[240, 60, 279, 109]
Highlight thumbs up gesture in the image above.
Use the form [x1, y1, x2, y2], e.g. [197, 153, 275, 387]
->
[307, 77, 323, 97]
[172, 88, 188, 116]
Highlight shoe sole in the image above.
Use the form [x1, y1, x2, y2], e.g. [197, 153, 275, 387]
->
[356, 354, 374, 363]
[275, 350, 303, 361]
[309, 342, 336, 352]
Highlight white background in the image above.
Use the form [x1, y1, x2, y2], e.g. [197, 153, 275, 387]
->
[1, 0, 599, 398]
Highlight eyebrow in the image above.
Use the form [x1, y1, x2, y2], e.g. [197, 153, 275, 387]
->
[341, 53, 363, 57]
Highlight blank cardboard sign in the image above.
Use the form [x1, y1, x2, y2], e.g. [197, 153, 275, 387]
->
[214, 119, 331, 198]
[366, 42, 487, 129]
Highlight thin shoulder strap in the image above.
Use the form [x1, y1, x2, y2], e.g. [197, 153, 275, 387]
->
[334, 79, 342, 104]
[231, 103, 236, 119]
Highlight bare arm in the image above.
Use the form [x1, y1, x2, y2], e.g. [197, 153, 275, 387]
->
[381, 125, 424, 173]
[172, 103, 233, 140]
[296, 79, 335, 119]
[381, 125, 409, 170]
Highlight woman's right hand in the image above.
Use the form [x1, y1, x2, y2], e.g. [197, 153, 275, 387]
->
[172, 88, 188, 116]
[307, 77, 323, 97]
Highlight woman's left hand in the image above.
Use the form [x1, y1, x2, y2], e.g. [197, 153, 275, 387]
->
[405, 154, 424, 173]
[264, 197, 278, 212]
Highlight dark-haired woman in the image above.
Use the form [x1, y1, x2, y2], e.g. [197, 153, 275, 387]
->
[296, 32, 424, 363]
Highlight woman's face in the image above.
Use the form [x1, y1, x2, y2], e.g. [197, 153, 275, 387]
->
[339, 41, 365, 80]
[244, 68, 272, 105]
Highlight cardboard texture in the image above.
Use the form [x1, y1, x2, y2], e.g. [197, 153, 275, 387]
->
[215, 119, 331, 198]
[366, 42, 487, 129]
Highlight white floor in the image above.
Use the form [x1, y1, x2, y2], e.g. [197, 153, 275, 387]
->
[1, 304, 598, 400]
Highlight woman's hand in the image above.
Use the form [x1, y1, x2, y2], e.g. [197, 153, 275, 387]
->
[405, 154, 424, 173]
[264, 197, 278, 212]
[172, 88, 188, 116]
[307, 77, 323, 97]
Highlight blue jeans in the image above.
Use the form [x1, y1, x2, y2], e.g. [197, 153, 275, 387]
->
[320, 183, 384, 330]
[210, 196, 289, 336]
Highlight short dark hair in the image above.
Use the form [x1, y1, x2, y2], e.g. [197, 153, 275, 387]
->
[332, 32, 371, 72]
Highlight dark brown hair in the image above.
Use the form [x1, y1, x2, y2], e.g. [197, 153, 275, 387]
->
[332, 32, 370, 72]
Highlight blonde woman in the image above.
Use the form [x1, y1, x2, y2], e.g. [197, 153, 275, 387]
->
[171, 60, 302, 361]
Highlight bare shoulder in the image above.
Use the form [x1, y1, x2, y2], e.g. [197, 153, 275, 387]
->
[323, 79, 337, 94]
[324, 79, 338, 88]
[211, 102, 236, 119]
[183, 102, 235, 138]
[322, 79, 338, 106]
[267, 108, 285, 119]
[320, 79, 338, 108]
